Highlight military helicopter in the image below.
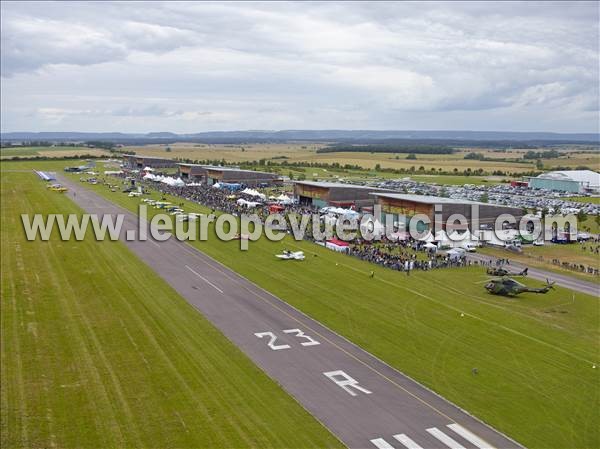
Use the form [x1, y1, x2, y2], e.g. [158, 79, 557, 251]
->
[486, 266, 528, 277]
[485, 277, 554, 296]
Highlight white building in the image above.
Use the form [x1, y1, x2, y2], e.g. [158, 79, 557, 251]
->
[529, 170, 600, 193]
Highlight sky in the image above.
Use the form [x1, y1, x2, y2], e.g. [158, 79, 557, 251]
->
[1, 1, 599, 133]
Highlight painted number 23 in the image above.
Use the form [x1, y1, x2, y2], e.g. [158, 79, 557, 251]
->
[254, 329, 320, 350]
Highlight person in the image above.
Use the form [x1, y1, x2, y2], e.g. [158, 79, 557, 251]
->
[369, 271, 374, 278]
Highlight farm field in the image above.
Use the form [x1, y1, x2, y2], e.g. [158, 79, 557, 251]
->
[124, 142, 600, 173]
[20, 158, 598, 449]
[0, 146, 108, 159]
[0, 169, 342, 449]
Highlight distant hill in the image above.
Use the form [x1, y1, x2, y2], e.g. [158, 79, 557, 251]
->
[1, 130, 599, 146]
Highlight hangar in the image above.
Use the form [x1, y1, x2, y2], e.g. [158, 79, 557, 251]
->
[177, 163, 282, 187]
[123, 155, 177, 169]
[371, 193, 524, 232]
[177, 163, 208, 182]
[206, 167, 282, 187]
[528, 170, 600, 193]
[293, 181, 391, 210]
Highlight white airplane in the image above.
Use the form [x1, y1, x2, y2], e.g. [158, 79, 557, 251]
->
[276, 250, 305, 260]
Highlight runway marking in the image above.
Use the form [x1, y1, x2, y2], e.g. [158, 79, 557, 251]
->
[64, 181, 508, 449]
[184, 265, 224, 293]
[254, 331, 291, 351]
[427, 427, 467, 449]
[393, 433, 423, 449]
[448, 423, 492, 449]
[370, 438, 395, 449]
[323, 370, 372, 396]
[173, 240, 500, 447]
[283, 328, 320, 346]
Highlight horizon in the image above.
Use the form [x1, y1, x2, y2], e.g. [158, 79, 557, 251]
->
[3, 128, 600, 137]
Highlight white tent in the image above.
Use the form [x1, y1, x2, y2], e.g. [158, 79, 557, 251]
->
[423, 242, 437, 250]
[359, 217, 385, 236]
[143, 167, 154, 172]
[276, 194, 293, 204]
[417, 231, 435, 242]
[242, 188, 266, 200]
[237, 198, 261, 208]
[485, 229, 519, 246]
[212, 182, 221, 188]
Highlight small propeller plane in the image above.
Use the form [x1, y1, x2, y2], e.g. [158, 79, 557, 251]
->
[486, 267, 528, 277]
[485, 277, 554, 296]
[48, 184, 68, 193]
[276, 250, 305, 260]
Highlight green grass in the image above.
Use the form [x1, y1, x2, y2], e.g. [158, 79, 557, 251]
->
[66, 176, 599, 448]
[480, 245, 599, 284]
[567, 196, 600, 205]
[0, 170, 343, 449]
[5, 159, 600, 449]
[578, 214, 600, 234]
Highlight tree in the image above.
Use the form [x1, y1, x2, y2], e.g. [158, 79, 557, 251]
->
[375, 163, 381, 170]
[480, 193, 489, 203]
[406, 153, 417, 160]
[165, 146, 171, 152]
[576, 210, 586, 223]
[288, 171, 294, 180]
[535, 159, 544, 170]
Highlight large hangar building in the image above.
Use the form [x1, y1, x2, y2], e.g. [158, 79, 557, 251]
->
[528, 170, 600, 193]
[177, 163, 282, 187]
[293, 181, 391, 209]
[123, 155, 177, 169]
[371, 193, 524, 232]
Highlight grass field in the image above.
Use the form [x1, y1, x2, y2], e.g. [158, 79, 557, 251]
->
[568, 196, 600, 205]
[0, 146, 108, 159]
[123, 142, 600, 174]
[480, 243, 600, 283]
[0, 170, 342, 449]
[29, 159, 598, 449]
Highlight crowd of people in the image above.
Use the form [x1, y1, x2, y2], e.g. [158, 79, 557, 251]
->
[109, 172, 599, 277]
[348, 239, 470, 273]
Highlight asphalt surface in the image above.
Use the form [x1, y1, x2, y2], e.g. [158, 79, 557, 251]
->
[467, 253, 599, 297]
[61, 176, 523, 449]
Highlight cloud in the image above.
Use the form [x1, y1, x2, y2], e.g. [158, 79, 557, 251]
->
[1, 1, 598, 132]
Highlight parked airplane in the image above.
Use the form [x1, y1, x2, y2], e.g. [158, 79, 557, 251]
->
[276, 250, 305, 260]
[48, 184, 68, 193]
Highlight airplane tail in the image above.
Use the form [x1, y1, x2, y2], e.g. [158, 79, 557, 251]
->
[520, 267, 528, 276]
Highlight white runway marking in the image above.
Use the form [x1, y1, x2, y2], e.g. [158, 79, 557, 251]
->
[185, 265, 224, 293]
[370, 438, 395, 449]
[393, 433, 423, 449]
[426, 427, 467, 449]
[323, 370, 372, 396]
[448, 423, 493, 449]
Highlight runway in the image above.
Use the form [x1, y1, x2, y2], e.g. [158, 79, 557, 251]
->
[61, 176, 523, 449]
[467, 253, 598, 297]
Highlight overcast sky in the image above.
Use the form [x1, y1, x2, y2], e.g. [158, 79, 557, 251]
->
[1, 1, 598, 133]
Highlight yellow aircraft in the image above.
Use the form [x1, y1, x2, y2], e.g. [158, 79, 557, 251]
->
[49, 184, 68, 193]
